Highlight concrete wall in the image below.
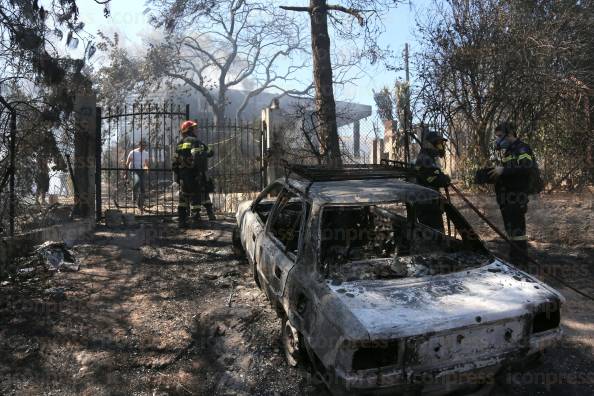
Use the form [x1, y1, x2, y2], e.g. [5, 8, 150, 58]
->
[0, 219, 94, 276]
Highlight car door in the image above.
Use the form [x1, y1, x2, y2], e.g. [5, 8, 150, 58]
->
[240, 182, 282, 264]
[259, 188, 307, 300]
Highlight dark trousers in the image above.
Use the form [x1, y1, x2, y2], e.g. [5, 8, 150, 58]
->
[178, 193, 202, 224]
[177, 172, 215, 224]
[416, 201, 444, 233]
[499, 195, 528, 263]
[131, 170, 145, 209]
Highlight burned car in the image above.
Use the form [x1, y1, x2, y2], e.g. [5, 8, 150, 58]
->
[233, 166, 563, 395]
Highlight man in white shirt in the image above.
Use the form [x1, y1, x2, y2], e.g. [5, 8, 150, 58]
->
[124, 140, 149, 211]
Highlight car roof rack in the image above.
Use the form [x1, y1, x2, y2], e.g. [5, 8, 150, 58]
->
[286, 161, 417, 182]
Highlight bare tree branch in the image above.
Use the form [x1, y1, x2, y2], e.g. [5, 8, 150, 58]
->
[279, 6, 311, 12]
[326, 4, 364, 26]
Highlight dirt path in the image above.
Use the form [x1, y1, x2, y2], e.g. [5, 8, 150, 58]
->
[1, 192, 593, 395]
[456, 192, 594, 395]
[0, 220, 319, 395]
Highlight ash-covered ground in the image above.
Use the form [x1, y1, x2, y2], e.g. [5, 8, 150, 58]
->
[1, 192, 593, 395]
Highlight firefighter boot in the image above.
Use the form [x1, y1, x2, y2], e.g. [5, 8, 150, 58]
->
[190, 207, 203, 229]
[205, 203, 216, 221]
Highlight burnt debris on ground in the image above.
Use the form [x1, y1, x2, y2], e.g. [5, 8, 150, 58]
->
[0, 193, 593, 395]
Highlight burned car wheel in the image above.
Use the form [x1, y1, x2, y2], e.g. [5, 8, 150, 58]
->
[281, 316, 307, 367]
[231, 226, 244, 258]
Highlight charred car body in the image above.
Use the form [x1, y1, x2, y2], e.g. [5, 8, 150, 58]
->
[233, 165, 563, 395]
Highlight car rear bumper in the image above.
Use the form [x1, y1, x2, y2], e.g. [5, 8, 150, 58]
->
[333, 328, 562, 396]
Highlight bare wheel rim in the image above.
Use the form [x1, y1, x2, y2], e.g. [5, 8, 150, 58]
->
[284, 321, 298, 355]
[282, 318, 302, 366]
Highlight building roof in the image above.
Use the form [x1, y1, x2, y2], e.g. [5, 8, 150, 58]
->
[147, 87, 372, 123]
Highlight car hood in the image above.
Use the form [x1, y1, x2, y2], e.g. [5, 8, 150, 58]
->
[326, 259, 564, 339]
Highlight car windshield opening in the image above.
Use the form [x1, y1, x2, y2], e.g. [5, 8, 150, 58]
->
[320, 201, 490, 281]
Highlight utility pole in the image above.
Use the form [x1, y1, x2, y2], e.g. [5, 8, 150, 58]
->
[403, 43, 411, 164]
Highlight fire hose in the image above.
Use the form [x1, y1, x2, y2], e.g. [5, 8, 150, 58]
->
[447, 183, 594, 301]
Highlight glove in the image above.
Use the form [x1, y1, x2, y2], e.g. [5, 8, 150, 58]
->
[475, 168, 494, 184]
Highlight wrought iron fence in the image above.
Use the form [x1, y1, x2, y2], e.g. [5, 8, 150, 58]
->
[97, 104, 263, 218]
[0, 97, 76, 236]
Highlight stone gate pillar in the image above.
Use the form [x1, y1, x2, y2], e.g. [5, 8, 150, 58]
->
[261, 99, 283, 185]
[73, 94, 97, 218]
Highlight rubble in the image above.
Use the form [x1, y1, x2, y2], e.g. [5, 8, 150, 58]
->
[0, 197, 591, 396]
[44, 286, 66, 300]
[8, 244, 78, 280]
[34, 241, 79, 272]
[17, 267, 35, 276]
[323, 241, 490, 281]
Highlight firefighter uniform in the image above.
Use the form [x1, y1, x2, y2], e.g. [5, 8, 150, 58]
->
[172, 133, 215, 227]
[415, 145, 450, 232]
[495, 139, 534, 261]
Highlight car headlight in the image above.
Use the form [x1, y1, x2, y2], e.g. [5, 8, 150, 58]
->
[351, 340, 400, 370]
[532, 300, 561, 333]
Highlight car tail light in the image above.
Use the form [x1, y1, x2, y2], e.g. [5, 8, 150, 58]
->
[352, 340, 399, 370]
[532, 301, 560, 333]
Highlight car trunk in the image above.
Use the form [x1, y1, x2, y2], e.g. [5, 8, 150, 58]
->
[327, 259, 561, 371]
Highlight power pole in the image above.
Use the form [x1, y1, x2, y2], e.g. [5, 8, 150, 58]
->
[403, 43, 411, 164]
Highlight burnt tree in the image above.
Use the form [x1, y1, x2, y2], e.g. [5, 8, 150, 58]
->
[281, 2, 365, 166]
[282, 0, 401, 165]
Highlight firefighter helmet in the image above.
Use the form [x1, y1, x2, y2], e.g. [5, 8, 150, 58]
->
[180, 120, 198, 134]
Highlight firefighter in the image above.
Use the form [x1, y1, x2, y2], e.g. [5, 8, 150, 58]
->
[488, 122, 534, 263]
[172, 120, 216, 228]
[414, 132, 451, 232]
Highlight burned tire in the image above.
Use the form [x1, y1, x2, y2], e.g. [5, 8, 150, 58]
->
[231, 225, 245, 258]
[281, 316, 307, 367]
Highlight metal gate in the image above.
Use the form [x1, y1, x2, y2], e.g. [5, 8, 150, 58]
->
[96, 104, 263, 220]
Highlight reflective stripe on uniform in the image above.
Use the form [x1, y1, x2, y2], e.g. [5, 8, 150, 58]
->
[509, 235, 528, 241]
[191, 147, 204, 154]
[178, 202, 188, 208]
[190, 205, 201, 210]
[178, 142, 192, 150]
[517, 153, 532, 161]
[427, 176, 437, 183]
[502, 155, 515, 162]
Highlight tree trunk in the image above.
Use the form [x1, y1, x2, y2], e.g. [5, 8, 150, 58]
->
[213, 107, 225, 126]
[310, 0, 342, 166]
[212, 86, 227, 126]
